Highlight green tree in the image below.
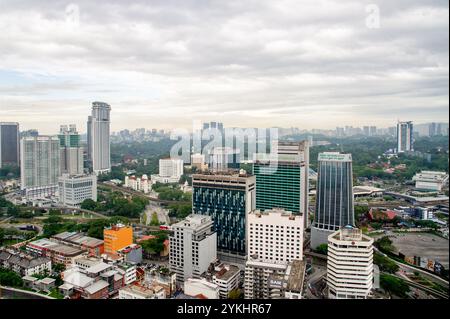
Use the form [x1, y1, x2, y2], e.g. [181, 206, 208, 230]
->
[228, 289, 244, 299]
[0, 268, 24, 287]
[80, 199, 98, 211]
[315, 244, 328, 255]
[374, 252, 399, 273]
[150, 212, 160, 226]
[380, 274, 410, 298]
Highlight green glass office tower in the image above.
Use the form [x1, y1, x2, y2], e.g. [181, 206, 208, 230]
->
[253, 141, 309, 226]
[192, 172, 255, 263]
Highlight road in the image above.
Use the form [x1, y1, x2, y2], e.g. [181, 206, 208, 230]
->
[144, 204, 170, 225]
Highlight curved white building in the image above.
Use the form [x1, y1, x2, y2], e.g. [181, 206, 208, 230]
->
[327, 226, 374, 299]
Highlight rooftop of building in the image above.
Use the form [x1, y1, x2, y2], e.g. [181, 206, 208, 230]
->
[120, 284, 164, 297]
[28, 239, 85, 256]
[37, 277, 56, 285]
[192, 170, 253, 179]
[329, 226, 373, 243]
[285, 260, 305, 293]
[172, 214, 213, 228]
[84, 280, 109, 294]
[53, 232, 104, 248]
[212, 264, 240, 281]
[249, 208, 300, 220]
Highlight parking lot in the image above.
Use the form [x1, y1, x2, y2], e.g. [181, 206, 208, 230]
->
[390, 233, 449, 268]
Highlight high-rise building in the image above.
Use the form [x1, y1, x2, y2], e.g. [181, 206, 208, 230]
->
[327, 226, 374, 299]
[208, 147, 240, 172]
[58, 124, 84, 175]
[192, 171, 256, 263]
[20, 136, 60, 198]
[58, 174, 97, 207]
[0, 122, 19, 168]
[87, 102, 111, 175]
[311, 152, 354, 249]
[169, 214, 217, 285]
[253, 140, 309, 228]
[247, 208, 303, 263]
[396, 121, 413, 153]
[244, 208, 304, 299]
[103, 224, 133, 255]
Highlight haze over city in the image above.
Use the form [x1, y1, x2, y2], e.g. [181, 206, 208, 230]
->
[0, 0, 449, 133]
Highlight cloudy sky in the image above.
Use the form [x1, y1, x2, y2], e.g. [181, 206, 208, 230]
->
[0, 0, 448, 134]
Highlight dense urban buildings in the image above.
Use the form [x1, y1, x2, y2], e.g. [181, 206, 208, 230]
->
[58, 124, 84, 175]
[20, 135, 60, 199]
[0, 122, 20, 168]
[169, 214, 217, 285]
[311, 152, 355, 249]
[397, 121, 414, 153]
[253, 141, 309, 228]
[58, 174, 97, 207]
[192, 171, 256, 263]
[327, 226, 374, 299]
[87, 102, 111, 175]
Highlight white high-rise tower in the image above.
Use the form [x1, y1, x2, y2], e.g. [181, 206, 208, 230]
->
[88, 102, 111, 175]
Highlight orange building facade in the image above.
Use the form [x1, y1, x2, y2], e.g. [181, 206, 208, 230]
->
[103, 224, 133, 254]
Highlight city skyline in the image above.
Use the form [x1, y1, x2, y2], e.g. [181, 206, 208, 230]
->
[0, 0, 448, 133]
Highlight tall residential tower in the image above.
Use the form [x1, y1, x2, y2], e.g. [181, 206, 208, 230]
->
[58, 124, 84, 175]
[87, 102, 111, 175]
[396, 121, 414, 153]
[20, 136, 60, 198]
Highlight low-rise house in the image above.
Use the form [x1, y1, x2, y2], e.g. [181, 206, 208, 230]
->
[22, 275, 39, 289]
[35, 277, 56, 292]
[26, 238, 85, 266]
[0, 249, 51, 276]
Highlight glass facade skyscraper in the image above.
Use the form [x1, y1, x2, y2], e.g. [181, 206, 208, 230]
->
[0, 122, 19, 168]
[253, 141, 309, 227]
[311, 152, 354, 249]
[192, 172, 255, 263]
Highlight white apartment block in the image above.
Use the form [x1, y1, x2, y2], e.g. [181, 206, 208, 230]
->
[169, 214, 217, 285]
[184, 278, 220, 299]
[124, 174, 151, 193]
[58, 174, 97, 207]
[413, 171, 449, 192]
[245, 208, 304, 299]
[247, 208, 303, 263]
[20, 136, 60, 199]
[327, 226, 374, 299]
[160, 158, 183, 178]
